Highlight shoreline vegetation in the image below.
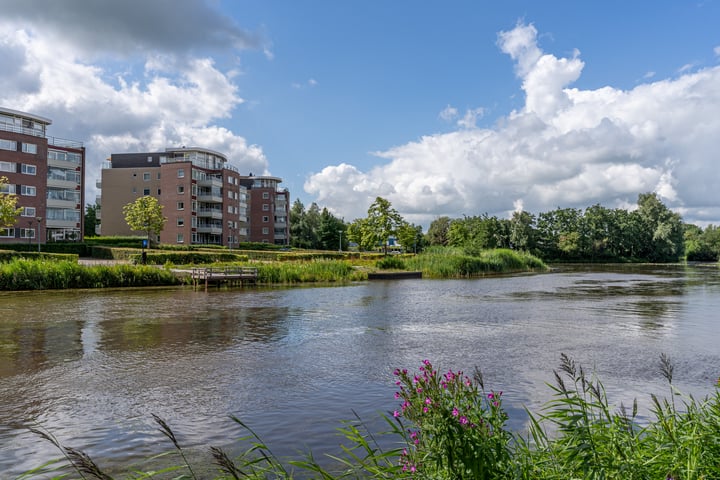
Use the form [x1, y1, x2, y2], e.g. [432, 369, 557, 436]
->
[0, 244, 547, 291]
[22, 355, 720, 479]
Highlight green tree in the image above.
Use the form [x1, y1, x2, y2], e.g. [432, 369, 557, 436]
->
[509, 210, 536, 251]
[0, 176, 22, 229]
[426, 216, 452, 246]
[635, 192, 684, 262]
[84, 203, 100, 237]
[317, 207, 346, 251]
[397, 222, 424, 253]
[122, 196, 166, 246]
[362, 197, 404, 254]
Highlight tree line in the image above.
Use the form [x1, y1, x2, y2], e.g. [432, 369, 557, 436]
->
[290, 192, 720, 263]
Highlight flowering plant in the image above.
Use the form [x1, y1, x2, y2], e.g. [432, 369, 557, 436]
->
[392, 360, 511, 479]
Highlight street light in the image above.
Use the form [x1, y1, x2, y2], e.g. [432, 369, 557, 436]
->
[338, 230, 342, 252]
[36, 216, 42, 252]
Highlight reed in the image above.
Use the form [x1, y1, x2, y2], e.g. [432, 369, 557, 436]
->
[0, 258, 183, 290]
[255, 259, 367, 283]
[405, 247, 546, 278]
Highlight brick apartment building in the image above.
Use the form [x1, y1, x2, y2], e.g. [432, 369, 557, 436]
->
[0, 107, 85, 245]
[99, 147, 290, 246]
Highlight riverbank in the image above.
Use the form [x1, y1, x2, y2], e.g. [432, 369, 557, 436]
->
[0, 247, 547, 290]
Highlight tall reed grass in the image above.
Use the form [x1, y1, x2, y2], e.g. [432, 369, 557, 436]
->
[255, 259, 367, 283]
[0, 259, 182, 290]
[405, 247, 546, 278]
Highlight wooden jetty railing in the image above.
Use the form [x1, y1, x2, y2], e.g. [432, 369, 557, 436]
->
[191, 267, 258, 290]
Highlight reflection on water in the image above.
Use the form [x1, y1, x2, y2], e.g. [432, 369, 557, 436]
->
[1, 264, 720, 475]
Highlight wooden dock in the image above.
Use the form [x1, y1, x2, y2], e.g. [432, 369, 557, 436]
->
[191, 267, 258, 290]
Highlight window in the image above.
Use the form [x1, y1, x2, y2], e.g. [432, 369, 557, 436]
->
[262, 216, 269, 222]
[0, 139, 17, 151]
[262, 192, 270, 199]
[143, 172, 150, 181]
[132, 186, 137, 193]
[21, 185, 36, 196]
[157, 189, 161, 195]
[21, 164, 36, 175]
[143, 188, 150, 195]
[177, 168, 185, 178]
[21, 207, 36, 217]
[262, 227, 269, 235]
[147, 156, 153, 163]
[191, 217, 197, 227]
[20, 228, 35, 239]
[177, 217, 184, 227]
[177, 185, 185, 194]
[0, 161, 14, 173]
[157, 172, 161, 179]
[22, 143, 37, 154]
[0, 183, 15, 194]
[177, 233, 184, 243]
[262, 204, 270, 211]
[177, 202, 184, 210]
[0, 228, 13, 238]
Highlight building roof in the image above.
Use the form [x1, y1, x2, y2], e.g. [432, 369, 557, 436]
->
[0, 106, 52, 125]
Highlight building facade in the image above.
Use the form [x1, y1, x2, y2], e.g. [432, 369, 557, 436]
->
[240, 175, 290, 245]
[100, 147, 290, 246]
[0, 107, 85, 245]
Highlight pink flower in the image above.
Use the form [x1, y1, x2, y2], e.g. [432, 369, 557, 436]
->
[393, 410, 400, 417]
[425, 397, 432, 405]
[452, 407, 459, 416]
[459, 416, 469, 425]
[423, 406, 428, 413]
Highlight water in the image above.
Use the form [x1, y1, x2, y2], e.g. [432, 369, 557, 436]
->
[1, 264, 719, 476]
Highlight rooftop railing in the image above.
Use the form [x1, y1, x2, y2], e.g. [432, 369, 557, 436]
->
[0, 122, 84, 148]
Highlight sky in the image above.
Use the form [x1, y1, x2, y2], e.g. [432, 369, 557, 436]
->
[1, 1, 719, 229]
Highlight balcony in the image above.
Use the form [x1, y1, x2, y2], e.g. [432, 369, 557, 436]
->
[197, 208, 223, 219]
[197, 225, 223, 235]
[197, 175, 223, 187]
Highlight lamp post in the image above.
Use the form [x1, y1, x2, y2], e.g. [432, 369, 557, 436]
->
[338, 230, 342, 252]
[36, 216, 42, 252]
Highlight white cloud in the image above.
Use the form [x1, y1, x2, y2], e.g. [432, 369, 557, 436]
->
[306, 21, 720, 227]
[457, 108, 485, 129]
[0, 4, 270, 202]
[439, 105, 458, 121]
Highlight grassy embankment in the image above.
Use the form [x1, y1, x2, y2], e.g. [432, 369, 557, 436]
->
[24, 355, 720, 479]
[0, 246, 545, 290]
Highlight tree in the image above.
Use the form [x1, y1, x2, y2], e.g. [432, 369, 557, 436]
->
[84, 203, 100, 237]
[0, 176, 22, 229]
[509, 210, 536, 251]
[426, 216, 451, 246]
[122, 196, 166, 246]
[635, 192, 684, 262]
[397, 222, 424, 253]
[363, 197, 404, 254]
[317, 207, 346, 251]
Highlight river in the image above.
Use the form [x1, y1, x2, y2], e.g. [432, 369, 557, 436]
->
[1, 264, 719, 476]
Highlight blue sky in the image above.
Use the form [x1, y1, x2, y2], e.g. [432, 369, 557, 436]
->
[1, 1, 719, 228]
